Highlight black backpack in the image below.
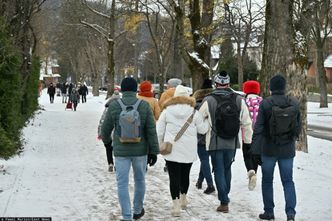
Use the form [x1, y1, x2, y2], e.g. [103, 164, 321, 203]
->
[269, 97, 298, 145]
[212, 92, 240, 139]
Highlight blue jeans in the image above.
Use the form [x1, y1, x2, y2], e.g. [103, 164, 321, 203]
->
[197, 144, 213, 185]
[261, 156, 296, 217]
[210, 149, 236, 204]
[115, 155, 147, 220]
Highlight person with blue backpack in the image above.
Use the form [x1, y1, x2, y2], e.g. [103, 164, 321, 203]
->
[251, 74, 301, 221]
[199, 71, 253, 213]
[101, 77, 159, 221]
[242, 80, 263, 191]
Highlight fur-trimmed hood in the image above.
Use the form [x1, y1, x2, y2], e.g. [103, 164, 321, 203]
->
[162, 96, 196, 111]
[192, 88, 214, 102]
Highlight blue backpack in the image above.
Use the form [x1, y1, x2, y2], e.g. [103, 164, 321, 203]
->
[117, 99, 142, 143]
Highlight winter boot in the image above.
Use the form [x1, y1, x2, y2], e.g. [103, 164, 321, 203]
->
[287, 215, 295, 221]
[171, 198, 181, 217]
[203, 184, 215, 194]
[133, 208, 145, 220]
[258, 213, 275, 220]
[195, 180, 202, 189]
[108, 164, 114, 172]
[216, 203, 229, 213]
[179, 193, 188, 209]
[248, 170, 257, 191]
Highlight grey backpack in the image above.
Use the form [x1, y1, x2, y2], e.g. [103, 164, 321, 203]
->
[117, 99, 142, 143]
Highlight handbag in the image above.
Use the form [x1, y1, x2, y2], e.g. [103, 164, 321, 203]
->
[160, 110, 195, 155]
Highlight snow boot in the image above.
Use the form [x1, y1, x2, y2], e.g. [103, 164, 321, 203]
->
[108, 164, 114, 172]
[203, 184, 215, 194]
[179, 193, 188, 209]
[133, 208, 145, 220]
[216, 203, 229, 213]
[171, 198, 181, 217]
[287, 215, 295, 221]
[195, 180, 202, 189]
[259, 213, 275, 220]
[248, 170, 257, 191]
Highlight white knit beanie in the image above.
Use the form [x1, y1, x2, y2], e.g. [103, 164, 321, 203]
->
[174, 85, 190, 97]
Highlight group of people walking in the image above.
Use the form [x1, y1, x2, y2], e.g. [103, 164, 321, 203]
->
[99, 71, 301, 221]
[47, 82, 89, 111]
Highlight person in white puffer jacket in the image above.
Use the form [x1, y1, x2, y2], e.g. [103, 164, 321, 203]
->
[157, 85, 208, 217]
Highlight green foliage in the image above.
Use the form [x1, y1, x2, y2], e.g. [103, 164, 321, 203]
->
[0, 17, 22, 158]
[0, 17, 41, 158]
[21, 56, 41, 122]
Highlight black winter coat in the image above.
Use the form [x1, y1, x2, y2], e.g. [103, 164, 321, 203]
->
[251, 91, 301, 158]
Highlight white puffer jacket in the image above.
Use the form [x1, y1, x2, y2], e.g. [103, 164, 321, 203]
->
[157, 96, 209, 163]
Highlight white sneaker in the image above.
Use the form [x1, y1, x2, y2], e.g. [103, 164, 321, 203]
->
[248, 170, 257, 191]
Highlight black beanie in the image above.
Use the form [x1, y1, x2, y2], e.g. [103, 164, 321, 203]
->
[121, 77, 137, 92]
[201, 79, 212, 89]
[269, 74, 286, 92]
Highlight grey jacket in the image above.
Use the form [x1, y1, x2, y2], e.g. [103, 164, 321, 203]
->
[199, 88, 253, 150]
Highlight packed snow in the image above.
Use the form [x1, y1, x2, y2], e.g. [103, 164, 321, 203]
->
[0, 89, 332, 221]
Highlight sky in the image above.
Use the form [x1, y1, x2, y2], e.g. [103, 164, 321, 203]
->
[0, 89, 332, 221]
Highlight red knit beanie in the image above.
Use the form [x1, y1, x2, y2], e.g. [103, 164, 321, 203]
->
[243, 80, 261, 95]
[139, 81, 152, 92]
[138, 81, 154, 97]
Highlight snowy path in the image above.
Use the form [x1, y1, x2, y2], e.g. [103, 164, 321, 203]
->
[0, 90, 332, 221]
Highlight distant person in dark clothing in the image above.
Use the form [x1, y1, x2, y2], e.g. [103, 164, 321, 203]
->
[79, 84, 89, 103]
[61, 82, 68, 103]
[68, 83, 73, 97]
[70, 88, 79, 111]
[47, 83, 56, 103]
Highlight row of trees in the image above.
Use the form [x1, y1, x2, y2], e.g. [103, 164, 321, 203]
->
[0, 1, 44, 158]
[2, 0, 332, 157]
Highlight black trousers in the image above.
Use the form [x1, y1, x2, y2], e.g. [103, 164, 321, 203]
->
[81, 94, 87, 103]
[49, 94, 55, 103]
[242, 143, 258, 173]
[104, 142, 114, 165]
[166, 160, 193, 200]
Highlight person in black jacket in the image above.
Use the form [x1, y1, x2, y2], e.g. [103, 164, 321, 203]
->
[47, 83, 56, 103]
[79, 84, 89, 103]
[251, 74, 301, 221]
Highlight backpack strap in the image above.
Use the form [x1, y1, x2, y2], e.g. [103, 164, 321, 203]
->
[117, 99, 127, 111]
[117, 99, 142, 111]
[132, 99, 142, 110]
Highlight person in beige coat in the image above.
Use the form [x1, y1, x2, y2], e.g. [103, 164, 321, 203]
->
[158, 78, 182, 109]
[137, 81, 160, 121]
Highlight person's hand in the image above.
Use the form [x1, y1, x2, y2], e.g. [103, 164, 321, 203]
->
[252, 154, 262, 166]
[147, 154, 157, 167]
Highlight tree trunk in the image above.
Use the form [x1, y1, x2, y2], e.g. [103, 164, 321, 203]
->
[237, 44, 244, 89]
[261, 0, 308, 152]
[106, 0, 116, 98]
[316, 45, 328, 108]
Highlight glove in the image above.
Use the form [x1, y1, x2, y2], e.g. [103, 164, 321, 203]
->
[147, 154, 157, 167]
[252, 154, 262, 166]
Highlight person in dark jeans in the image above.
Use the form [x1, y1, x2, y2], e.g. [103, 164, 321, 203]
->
[47, 83, 56, 103]
[79, 84, 89, 103]
[251, 74, 301, 221]
[192, 79, 215, 194]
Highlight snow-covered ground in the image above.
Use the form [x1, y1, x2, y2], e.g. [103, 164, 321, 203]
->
[0, 90, 332, 221]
